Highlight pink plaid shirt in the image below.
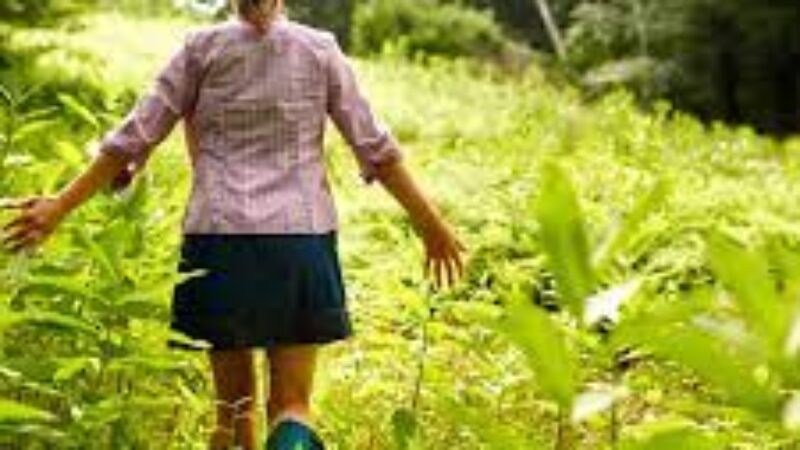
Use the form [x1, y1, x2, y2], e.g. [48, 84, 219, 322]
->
[99, 14, 402, 234]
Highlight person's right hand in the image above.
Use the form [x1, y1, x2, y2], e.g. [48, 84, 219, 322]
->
[1, 196, 68, 254]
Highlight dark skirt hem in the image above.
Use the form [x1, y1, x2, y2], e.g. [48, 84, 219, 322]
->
[168, 232, 351, 352]
[165, 329, 355, 352]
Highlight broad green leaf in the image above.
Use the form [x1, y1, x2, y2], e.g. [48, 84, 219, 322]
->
[56, 93, 99, 129]
[706, 232, 786, 353]
[495, 290, 577, 408]
[690, 315, 764, 361]
[593, 179, 670, 274]
[11, 119, 57, 146]
[73, 227, 123, 282]
[0, 310, 97, 336]
[534, 161, 595, 317]
[618, 314, 780, 416]
[53, 357, 101, 383]
[20, 273, 100, 301]
[620, 421, 723, 450]
[166, 330, 212, 351]
[0, 399, 55, 424]
[106, 356, 189, 373]
[766, 238, 800, 283]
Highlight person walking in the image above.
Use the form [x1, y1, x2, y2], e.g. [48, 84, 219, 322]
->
[0, 1, 466, 448]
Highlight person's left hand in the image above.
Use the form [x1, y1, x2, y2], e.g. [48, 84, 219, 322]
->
[420, 219, 466, 290]
[1, 196, 67, 254]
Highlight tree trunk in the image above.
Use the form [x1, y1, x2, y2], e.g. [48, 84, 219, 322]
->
[532, 0, 567, 61]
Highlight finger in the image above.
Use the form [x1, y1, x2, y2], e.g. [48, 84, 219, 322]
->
[0, 197, 37, 210]
[450, 247, 465, 280]
[434, 258, 444, 290]
[7, 232, 40, 254]
[3, 213, 34, 232]
[3, 225, 36, 248]
[424, 253, 432, 279]
[445, 256, 455, 288]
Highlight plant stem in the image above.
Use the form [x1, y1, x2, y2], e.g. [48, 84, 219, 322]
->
[555, 407, 572, 450]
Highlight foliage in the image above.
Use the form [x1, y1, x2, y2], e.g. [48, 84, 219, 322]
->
[3, 9, 800, 450]
[564, 0, 800, 135]
[352, 0, 514, 60]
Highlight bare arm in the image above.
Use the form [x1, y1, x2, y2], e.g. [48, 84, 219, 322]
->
[374, 159, 465, 289]
[324, 34, 465, 288]
[56, 152, 129, 216]
[1, 151, 128, 253]
[2, 33, 201, 254]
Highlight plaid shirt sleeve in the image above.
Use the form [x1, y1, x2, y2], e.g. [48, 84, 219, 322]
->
[325, 36, 403, 184]
[100, 32, 202, 190]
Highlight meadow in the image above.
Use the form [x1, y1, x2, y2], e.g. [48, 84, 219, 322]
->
[2, 11, 800, 450]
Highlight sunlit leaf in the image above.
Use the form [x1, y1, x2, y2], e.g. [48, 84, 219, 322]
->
[20, 273, 100, 301]
[783, 392, 800, 432]
[53, 141, 88, 170]
[593, 179, 670, 274]
[11, 119, 57, 146]
[784, 308, 800, 360]
[0, 310, 97, 336]
[534, 161, 595, 317]
[53, 357, 101, 383]
[56, 93, 99, 129]
[571, 384, 629, 423]
[495, 289, 577, 408]
[584, 278, 642, 326]
[706, 232, 786, 353]
[73, 227, 124, 282]
[618, 314, 780, 416]
[0, 399, 55, 424]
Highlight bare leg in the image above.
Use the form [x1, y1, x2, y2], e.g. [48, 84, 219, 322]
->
[208, 349, 258, 450]
[266, 345, 318, 429]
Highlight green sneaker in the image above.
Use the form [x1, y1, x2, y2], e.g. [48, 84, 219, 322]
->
[265, 419, 325, 450]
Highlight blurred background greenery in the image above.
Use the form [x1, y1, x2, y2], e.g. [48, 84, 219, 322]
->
[3, 0, 797, 135]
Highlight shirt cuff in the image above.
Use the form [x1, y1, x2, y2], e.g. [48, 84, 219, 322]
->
[357, 132, 404, 185]
[98, 122, 150, 192]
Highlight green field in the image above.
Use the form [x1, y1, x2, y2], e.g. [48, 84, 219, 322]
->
[2, 12, 800, 450]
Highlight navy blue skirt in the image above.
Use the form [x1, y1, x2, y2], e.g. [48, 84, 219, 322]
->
[168, 232, 352, 351]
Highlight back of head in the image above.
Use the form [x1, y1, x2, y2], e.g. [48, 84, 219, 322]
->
[232, 0, 284, 21]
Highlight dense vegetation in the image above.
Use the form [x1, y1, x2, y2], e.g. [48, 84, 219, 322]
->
[3, 2, 800, 450]
[3, 0, 798, 133]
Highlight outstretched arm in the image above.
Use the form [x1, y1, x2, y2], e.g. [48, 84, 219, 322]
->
[1, 152, 127, 253]
[374, 160, 465, 289]
[325, 35, 465, 288]
[1, 32, 202, 254]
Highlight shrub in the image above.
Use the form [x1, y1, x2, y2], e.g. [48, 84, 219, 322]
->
[352, 0, 512, 60]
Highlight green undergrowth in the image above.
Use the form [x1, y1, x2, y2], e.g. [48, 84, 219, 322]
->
[1, 12, 800, 450]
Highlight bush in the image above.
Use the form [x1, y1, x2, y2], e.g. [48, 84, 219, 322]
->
[352, 0, 512, 60]
[0, 0, 91, 23]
